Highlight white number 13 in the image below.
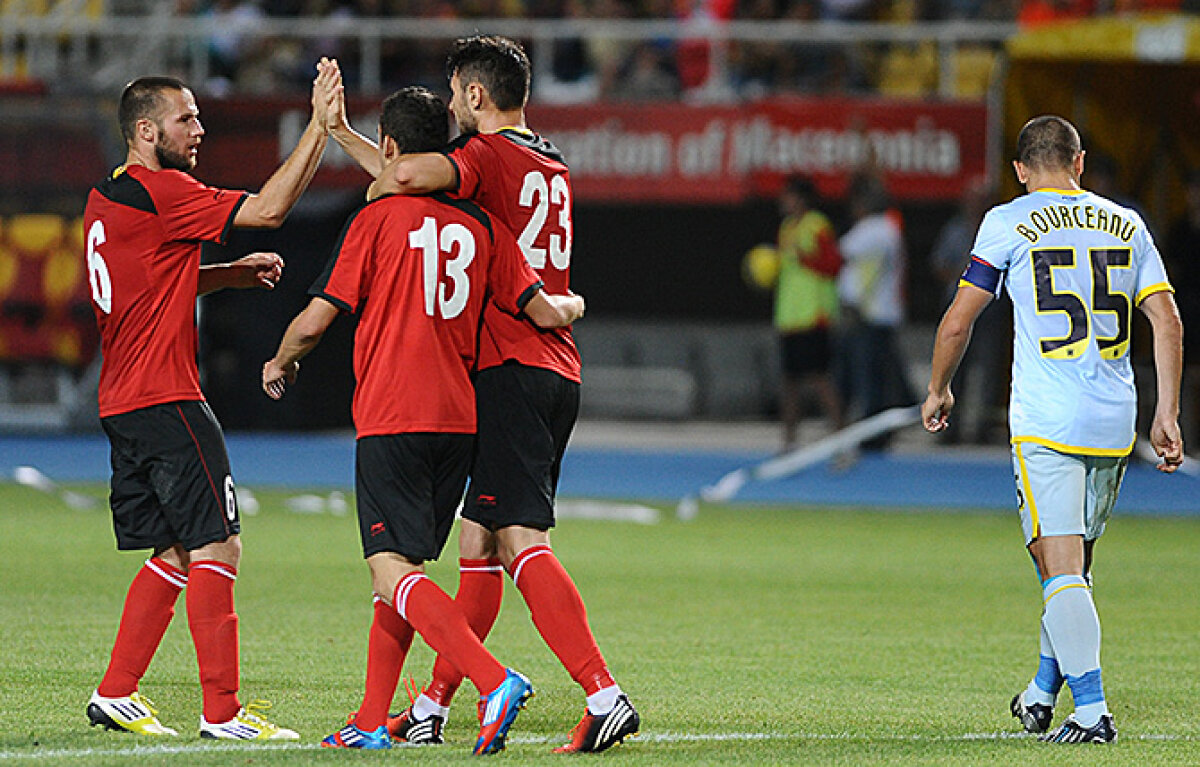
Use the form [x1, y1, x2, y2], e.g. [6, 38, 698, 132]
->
[517, 171, 571, 270]
[409, 217, 476, 320]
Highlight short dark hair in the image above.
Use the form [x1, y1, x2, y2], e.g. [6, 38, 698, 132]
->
[446, 35, 530, 111]
[379, 86, 449, 155]
[118, 76, 187, 145]
[1016, 115, 1081, 171]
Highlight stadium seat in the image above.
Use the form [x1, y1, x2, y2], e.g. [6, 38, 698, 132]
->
[952, 45, 997, 99]
[876, 42, 938, 98]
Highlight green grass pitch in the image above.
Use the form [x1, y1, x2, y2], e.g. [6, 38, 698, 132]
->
[1, 482, 1197, 765]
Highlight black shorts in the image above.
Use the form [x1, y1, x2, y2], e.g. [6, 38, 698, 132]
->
[779, 327, 833, 378]
[463, 363, 580, 532]
[101, 400, 239, 552]
[355, 433, 473, 562]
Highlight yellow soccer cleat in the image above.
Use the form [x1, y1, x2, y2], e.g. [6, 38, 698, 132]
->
[87, 690, 179, 736]
[199, 700, 299, 740]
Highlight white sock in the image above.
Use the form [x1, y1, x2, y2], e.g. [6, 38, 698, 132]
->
[1041, 574, 1107, 727]
[586, 684, 622, 716]
[411, 692, 449, 721]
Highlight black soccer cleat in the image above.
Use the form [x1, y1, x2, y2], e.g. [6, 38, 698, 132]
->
[1010, 693, 1054, 734]
[1040, 713, 1117, 744]
[553, 694, 640, 753]
[386, 706, 445, 745]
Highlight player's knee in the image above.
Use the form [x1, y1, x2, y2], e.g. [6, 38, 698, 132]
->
[367, 552, 422, 604]
[458, 519, 498, 559]
[495, 526, 550, 569]
[189, 534, 242, 568]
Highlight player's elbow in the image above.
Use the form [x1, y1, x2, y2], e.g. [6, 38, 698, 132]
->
[393, 167, 432, 194]
[938, 314, 973, 344]
[293, 316, 329, 346]
[236, 196, 288, 229]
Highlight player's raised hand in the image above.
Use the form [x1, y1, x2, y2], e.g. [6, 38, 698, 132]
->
[311, 57, 343, 131]
[1149, 412, 1184, 473]
[922, 388, 954, 433]
[262, 358, 298, 400]
[229, 252, 284, 290]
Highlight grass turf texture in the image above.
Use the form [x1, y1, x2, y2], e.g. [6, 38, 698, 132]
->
[0, 483, 1197, 766]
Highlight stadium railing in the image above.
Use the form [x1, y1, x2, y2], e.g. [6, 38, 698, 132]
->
[0, 13, 1016, 100]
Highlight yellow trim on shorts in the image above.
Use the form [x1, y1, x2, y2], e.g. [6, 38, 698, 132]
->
[1015, 442, 1040, 540]
[1044, 581, 1089, 604]
[1012, 435, 1135, 458]
[1134, 282, 1173, 306]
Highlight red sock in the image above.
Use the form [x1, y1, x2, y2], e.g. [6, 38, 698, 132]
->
[356, 598, 414, 731]
[426, 558, 504, 707]
[509, 545, 615, 695]
[393, 573, 506, 696]
[97, 557, 187, 698]
[187, 560, 241, 723]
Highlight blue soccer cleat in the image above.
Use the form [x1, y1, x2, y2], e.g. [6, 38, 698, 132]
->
[321, 723, 391, 749]
[473, 669, 534, 755]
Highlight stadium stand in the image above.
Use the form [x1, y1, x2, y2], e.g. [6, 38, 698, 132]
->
[0, 213, 98, 429]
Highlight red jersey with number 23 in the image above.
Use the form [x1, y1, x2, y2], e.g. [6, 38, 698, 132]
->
[83, 164, 247, 418]
[309, 192, 543, 438]
[445, 128, 581, 383]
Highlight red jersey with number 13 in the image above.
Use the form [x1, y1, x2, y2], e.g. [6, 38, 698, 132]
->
[445, 128, 581, 383]
[83, 164, 247, 418]
[309, 192, 543, 438]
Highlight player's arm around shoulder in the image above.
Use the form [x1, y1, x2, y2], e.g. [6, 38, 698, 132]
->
[1138, 289, 1185, 472]
[367, 153, 456, 201]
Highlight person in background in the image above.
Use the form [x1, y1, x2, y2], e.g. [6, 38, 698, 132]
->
[773, 175, 844, 450]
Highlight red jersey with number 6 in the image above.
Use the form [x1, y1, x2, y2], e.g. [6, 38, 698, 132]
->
[83, 164, 247, 418]
[445, 128, 581, 383]
[309, 192, 543, 438]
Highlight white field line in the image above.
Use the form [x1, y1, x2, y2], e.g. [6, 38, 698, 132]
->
[1, 730, 1196, 759]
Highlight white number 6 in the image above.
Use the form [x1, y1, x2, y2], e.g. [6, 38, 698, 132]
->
[87, 220, 113, 314]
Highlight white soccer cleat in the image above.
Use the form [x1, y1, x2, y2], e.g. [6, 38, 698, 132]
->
[87, 690, 179, 736]
[199, 701, 299, 740]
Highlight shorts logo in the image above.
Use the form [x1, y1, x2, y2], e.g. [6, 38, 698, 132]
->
[370, 522, 386, 536]
[223, 476, 237, 521]
[477, 494, 497, 508]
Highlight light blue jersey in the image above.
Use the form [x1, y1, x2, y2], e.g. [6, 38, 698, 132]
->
[964, 188, 1172, 455]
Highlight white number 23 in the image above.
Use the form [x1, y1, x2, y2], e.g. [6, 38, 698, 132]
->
[517, 171, 571, 270]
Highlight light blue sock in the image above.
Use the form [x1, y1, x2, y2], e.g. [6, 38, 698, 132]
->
[1041, 574, 1107, 727]
[1024, 620, 1062, 707]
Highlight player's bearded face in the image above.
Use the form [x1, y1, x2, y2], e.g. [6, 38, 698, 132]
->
[449, 73, 478, 134]
[155, 126, 194, 172]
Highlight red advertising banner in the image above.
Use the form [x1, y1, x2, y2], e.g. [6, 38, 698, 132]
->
[193, 96, 989, 204]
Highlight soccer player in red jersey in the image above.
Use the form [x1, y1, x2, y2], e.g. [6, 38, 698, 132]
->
[81, 61, 341, 740]
[324, 35, 639, 752]
[261, 86, 584, 754]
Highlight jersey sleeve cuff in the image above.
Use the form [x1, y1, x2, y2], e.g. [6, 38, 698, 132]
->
[218, 193, 250, 245]
[441, 153, 463, 194]
[308, 289, 354, 314]
[1134, 282, 1173, 306]
[516, 281, 545, 311]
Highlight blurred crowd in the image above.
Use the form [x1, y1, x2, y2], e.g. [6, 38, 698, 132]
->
[152, 0, 1193, 100]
